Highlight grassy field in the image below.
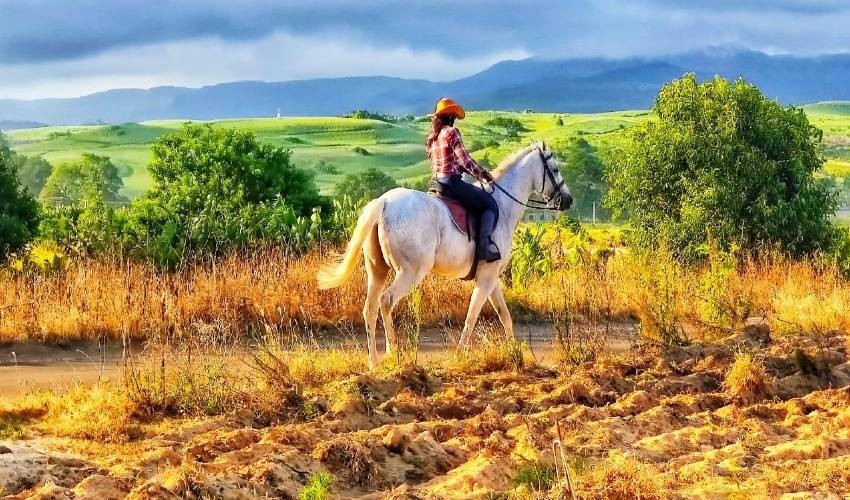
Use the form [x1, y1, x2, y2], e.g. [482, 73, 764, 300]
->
[8, 105, 850, 199]
[4, 110, 655, 198]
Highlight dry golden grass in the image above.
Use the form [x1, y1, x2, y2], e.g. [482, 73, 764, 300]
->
[573, 451, 666, 499]
[0, 248, 475, 343]
[253, 339, 368, 392]
[1, 243, 849, 352]
[443, 337, 533, 375]
[43, 383, 140, 441]
[762, 456, 850, 494]
[723, 351, 770, 404]
[2, 342, 384, 444]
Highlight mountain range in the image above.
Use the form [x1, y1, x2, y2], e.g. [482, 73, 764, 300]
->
[2, 47, 850, 126]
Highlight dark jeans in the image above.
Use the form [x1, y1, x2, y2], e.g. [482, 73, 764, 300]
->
[436, 174, 498, 242]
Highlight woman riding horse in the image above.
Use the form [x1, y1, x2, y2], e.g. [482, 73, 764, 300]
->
[426, 98, 502, 263]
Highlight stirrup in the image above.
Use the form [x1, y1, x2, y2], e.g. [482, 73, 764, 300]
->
[477, 239, 502, 263]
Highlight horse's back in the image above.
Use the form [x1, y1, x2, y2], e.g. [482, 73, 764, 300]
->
[377, 188, 474, 277]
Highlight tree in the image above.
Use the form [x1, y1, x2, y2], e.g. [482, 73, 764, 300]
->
[121, 124, 328, 264]
[13, 154, 52, 196]
[343, 110, 394, 122]
[144, 124, 325, 215]
[607, 74, 840, 259]
[40, 153, 125, 204]
[334, 167, 398, 202]
[553, 138, 608, 221]
[0, 133, 39, 256]
[485, 116, 527, 139]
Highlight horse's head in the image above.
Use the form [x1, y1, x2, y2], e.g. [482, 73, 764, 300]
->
[532, 141, 573, 211]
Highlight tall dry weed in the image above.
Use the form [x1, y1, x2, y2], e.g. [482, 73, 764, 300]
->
[2, 242, 849, 345]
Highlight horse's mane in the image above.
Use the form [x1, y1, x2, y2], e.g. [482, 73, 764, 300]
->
[492, 142, 540, 175]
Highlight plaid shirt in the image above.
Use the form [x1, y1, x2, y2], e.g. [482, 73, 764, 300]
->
[426, 126, 488, 180]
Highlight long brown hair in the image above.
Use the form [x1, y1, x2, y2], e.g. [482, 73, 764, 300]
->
[426, 114, 456, 151]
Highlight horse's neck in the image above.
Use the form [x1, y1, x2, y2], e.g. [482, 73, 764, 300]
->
[491, 155, 535, 235]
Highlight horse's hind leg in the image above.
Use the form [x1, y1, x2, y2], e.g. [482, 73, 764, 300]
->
[458, 269, 499, 347]
[380, 267, 428, 359]
[488, 284, 514, 341]
[363, 227, 389, 368]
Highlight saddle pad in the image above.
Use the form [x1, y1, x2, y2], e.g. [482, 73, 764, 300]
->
[429, 192, 473, 237]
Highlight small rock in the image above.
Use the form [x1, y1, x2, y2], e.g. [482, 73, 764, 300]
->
[0, 445, 12, 454]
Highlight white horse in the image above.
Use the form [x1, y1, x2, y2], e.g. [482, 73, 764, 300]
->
[317, 141, 572, 367]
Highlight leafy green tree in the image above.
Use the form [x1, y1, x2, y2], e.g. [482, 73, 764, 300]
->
[143, 124, 325, 215]
[0, 133, 39, 256]
[40, 153, 125, 204]
[485, 116, 527, 139]
[607, 74, 840, 259]
[343, 110, 394, 122]
[333, 167, 398, 202]
[121, 124, 327, 265]
[13, 154, 52, 196]
[553, 138, 609, 221]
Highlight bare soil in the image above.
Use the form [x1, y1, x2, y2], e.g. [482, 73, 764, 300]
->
[1, 322, 849, 499]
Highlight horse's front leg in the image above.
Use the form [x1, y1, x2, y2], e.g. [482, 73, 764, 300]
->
[457, 271, 498, 348]
[488, 284, 514, 341]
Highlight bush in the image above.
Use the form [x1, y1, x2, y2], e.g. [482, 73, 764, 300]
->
[607, 74, 841, 260]
[552, 138, 609, 221]
[117, 124, 329, 265]
[333, 167, 397, 202]
[13, 153, 52, 196]
[0, 133, 40, 256]
[41, 153, 126, 204]
[511, 225, 552, 289]
[313, 160, 339, 175]
[629, 249, 684, 346]
[485, 116, 527, 138]
[299, 472, 333, 500]
[343, 110, 394, 122]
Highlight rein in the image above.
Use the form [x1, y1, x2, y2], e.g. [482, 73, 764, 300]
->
[484, 147, 564, 211]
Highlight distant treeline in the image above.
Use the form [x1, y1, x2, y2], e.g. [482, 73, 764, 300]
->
[342, 110, 416, 123]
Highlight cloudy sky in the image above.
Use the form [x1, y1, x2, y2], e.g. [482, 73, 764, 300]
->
[1, 0, 850, 99]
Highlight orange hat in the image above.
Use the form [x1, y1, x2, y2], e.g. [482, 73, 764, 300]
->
[432, 98, 465, 119]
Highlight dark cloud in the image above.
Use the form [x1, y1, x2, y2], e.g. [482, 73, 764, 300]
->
[1, 0, 850, 99]
[0, 0, 546, 63]
[1, 0, 848, 65]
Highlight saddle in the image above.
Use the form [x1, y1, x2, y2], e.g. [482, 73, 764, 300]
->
[427, 180, 480, 280]
[427, 180, 476, 240]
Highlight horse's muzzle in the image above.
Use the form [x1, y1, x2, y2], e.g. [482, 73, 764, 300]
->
[559, 193, 573, 211]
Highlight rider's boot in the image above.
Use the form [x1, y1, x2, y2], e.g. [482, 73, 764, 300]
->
[476, 210, 501, 263]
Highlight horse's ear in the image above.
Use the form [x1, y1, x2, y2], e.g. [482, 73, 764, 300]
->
[541, 140, 547, 151]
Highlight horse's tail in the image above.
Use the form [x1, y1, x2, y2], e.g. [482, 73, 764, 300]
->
[317, 197, 384, 290]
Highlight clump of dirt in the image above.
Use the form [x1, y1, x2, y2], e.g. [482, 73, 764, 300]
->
[313, 435, 378, 487]
[2, 323, 849, 498]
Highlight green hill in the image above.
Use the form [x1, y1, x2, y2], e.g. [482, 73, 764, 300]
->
[6, 112, 639, 197]
[6, 109, 850, 198]
[803, 101, 850, 115]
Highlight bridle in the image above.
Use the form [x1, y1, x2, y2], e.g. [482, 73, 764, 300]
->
[485, 145, 566, 211]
